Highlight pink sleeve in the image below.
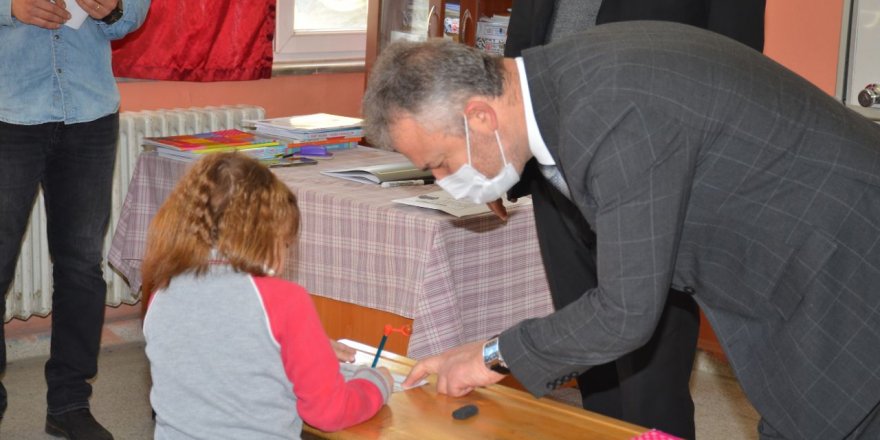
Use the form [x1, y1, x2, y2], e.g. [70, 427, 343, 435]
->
[253, 276, 389, 432]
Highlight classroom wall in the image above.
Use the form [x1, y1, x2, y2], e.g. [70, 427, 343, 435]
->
[764, 0, 845, 95]
[118, 72, 366, 117]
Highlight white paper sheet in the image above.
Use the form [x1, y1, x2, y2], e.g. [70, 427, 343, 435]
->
[64, 1, 89, 29]
[339, 361, 428, 393]
[391, 372, 428, 393]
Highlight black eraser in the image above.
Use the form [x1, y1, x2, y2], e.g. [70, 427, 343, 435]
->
[452, 404, 479, 420]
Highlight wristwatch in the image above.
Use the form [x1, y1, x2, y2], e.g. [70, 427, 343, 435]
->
[482, 336, 510, 375]
[100, 0, 124, 25]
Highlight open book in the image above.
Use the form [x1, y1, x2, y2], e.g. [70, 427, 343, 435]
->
[321, 162, 434, 184]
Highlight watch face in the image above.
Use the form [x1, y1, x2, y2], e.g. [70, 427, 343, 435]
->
[483, 338, 508, 375]
[483, 339, 499, 363]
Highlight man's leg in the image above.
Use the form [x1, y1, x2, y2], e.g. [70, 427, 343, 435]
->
[596, 0, 707, 27]
[616, 289, 700, 439]
[758, 400, 880, 439]
[0, 120, 50, 419]
[846, 399, 880, 439]
[42, 113, 118, 415]
[706, 0, 766, 52]
[578, 363, 624, 418]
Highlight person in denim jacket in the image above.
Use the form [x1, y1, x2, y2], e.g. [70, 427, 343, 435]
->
[0, 0, 149, 438]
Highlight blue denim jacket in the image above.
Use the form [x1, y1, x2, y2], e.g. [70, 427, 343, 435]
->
[0, 0, 150, 125]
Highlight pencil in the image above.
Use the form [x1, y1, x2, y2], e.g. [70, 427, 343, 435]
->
[371, 335, 388, 368]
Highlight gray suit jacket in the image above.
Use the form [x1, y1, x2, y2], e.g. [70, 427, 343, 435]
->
[498, 21, 880, 439]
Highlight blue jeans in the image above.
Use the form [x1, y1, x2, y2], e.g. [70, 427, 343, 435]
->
[0, 113, 118, 415]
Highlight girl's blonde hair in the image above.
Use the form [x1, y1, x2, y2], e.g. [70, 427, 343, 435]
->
[141, 153, 299, 303]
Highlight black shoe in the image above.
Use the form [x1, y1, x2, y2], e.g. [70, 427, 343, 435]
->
[45, 408, 114, 440]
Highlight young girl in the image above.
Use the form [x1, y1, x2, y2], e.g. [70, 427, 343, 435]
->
[141, 153, 392, 439]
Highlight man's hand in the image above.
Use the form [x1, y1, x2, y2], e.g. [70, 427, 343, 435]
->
[330, 338, 356, 363]
[75, 0, 119, 20]
[11, 0, 71, 29]
[486, 198, 509, 221]
[402, 340, 506, 397]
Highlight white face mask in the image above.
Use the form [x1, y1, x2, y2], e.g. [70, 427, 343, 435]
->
[436, 116, 521, 204]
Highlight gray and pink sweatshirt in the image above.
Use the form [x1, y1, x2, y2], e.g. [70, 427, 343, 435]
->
[144, 265, 391, 439]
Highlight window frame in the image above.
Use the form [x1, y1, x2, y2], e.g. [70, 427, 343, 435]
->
[274, 0, 368, 64]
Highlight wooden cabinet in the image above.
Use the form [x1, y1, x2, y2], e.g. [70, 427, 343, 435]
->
[457, 0, 511, 45]
[365, 0, 512, 76]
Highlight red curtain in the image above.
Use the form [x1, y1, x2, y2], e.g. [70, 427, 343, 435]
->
[112, 0, 275, 81]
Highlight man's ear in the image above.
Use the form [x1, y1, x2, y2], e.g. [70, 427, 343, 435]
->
[463, 99, 498, 135]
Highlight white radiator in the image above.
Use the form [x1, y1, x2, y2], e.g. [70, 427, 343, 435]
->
[4, 105, 266, 322]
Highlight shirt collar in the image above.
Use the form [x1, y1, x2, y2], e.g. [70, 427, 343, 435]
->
[515, 57, 555, 166]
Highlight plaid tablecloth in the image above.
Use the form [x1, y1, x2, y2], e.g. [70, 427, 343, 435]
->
[108, 147, 553, 358]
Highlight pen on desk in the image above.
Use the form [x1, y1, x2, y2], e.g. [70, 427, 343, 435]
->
[381, 179, 425, 188]
[275, 152, 297, 159]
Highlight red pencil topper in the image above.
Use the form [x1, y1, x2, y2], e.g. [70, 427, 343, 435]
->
[383, 324, 412, 337]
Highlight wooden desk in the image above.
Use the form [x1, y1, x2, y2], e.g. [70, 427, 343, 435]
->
[312, 296, 414, 356]
[305, 340, 648, 440]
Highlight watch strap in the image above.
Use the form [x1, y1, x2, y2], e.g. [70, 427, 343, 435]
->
[100, 1, 124, 25]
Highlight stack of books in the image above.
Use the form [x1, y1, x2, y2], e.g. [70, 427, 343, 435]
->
[246, 113, 364, 154]
[142, 129, 286, 162]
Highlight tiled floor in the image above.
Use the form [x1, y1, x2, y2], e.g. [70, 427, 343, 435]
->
[1, 318, 760, 439]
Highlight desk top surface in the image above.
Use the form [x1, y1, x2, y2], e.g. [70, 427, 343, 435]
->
[307, 340, 647, 440]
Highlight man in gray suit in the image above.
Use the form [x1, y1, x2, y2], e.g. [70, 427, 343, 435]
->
[366, 21, 880, 439]
[499, 2, 765, 437]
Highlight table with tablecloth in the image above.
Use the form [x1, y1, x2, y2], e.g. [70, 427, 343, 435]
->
[108, 146, 553, 359]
